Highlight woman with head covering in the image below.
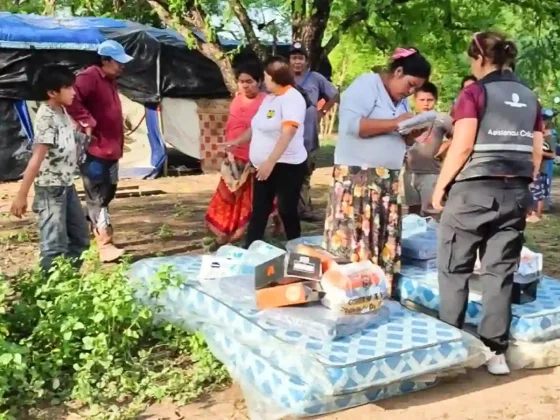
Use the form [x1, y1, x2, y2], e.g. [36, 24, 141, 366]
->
[205, 62, 282, 247]
[432, 32, 544, 375]
[323, 48, 431, 295]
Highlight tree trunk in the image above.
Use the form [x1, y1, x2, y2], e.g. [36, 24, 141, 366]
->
[43, 0, 57, 15]
[146, 0, 237, 95]
[291, 0, 331, 71]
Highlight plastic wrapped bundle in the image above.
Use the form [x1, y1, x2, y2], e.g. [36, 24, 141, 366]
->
[401, 215, 438, 261]
[321, 261, 387, 314]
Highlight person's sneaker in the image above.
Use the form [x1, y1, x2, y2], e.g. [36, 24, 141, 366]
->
[486, 354, 510, 375]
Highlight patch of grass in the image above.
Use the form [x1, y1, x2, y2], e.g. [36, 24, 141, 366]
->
[316, 138, 336, 169]
[0, 253, 228, 419]
[172, 203, 194, 220]
[525, 210, 560, 277]
[157, 224, 173, 241]
[0, 229, 34, 246]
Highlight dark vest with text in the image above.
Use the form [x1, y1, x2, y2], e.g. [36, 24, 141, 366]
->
[456, 71, 537, 181]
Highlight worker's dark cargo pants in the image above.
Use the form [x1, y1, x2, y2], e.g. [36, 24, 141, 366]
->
[437, 178, 532, 354]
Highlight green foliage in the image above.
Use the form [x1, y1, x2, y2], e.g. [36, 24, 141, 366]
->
[329, 0, 560, 110]
[0, 252, 228, 418]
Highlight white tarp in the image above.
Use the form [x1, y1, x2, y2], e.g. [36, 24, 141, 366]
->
[160, 97, 201, 159]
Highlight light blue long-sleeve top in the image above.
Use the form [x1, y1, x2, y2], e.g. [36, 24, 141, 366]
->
[335, 73, 409, 170]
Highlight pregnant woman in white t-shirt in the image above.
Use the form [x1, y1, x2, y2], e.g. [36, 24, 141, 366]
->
[227, 56, 308, 247]
[323, 48, 431, 296]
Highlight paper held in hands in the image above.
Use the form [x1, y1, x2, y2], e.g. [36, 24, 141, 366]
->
[397, 110, 437, 140]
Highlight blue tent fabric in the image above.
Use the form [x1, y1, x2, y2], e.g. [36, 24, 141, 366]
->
[0, 13, 131, 50]
[14, 100, 33, 142]
[146, 108, 166, 176]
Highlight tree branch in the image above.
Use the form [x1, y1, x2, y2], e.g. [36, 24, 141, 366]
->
[146, 0, 238, 94]
[229, 0, 268, 61]
[323, 0, 369, 56]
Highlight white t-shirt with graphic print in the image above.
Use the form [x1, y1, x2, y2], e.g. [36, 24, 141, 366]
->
[249, 86, 308, 167]
[34, 103, 79, 187]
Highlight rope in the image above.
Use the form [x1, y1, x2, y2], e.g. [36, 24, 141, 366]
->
[125, 110, 147, 136]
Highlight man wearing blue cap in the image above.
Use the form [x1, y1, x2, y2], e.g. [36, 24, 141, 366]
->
[67, 40, 133, 262]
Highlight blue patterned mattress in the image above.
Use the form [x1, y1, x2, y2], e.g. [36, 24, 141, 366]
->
[399, 266, 560, 343]
[129, 254, 488, 419]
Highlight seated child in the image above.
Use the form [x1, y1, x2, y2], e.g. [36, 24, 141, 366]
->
[10, 65, 90, 273]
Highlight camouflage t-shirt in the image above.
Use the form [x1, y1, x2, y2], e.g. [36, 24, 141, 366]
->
[34, 103, 80, 187]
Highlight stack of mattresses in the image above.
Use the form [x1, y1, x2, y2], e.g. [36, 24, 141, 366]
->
[129, 247, 488, 419]
[399, 266, 560, 369]
[287, 235, 560, 370]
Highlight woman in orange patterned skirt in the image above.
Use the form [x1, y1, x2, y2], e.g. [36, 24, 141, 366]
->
[205, 63, 281, 247]
[323, 48, 431, 296]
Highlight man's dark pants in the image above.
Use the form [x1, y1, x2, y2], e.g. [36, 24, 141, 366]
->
[437, 178, 532, 354]
[81, 154, 119, 227]
[298, 148, 318, 217]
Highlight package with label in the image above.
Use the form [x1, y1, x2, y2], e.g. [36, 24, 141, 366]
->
[256, 282, 322, 310]
[295, 243, 346, 271]
[255, 252, 323, 309]
[198, 255, 245, 280]
[473, 247, 542, 304]
[321, 261, 387, 314]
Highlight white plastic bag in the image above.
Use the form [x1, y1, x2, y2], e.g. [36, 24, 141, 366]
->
[321, 261, 387, 314]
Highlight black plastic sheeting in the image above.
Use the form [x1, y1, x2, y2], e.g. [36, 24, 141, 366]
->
[0, 99, 31, 182]
[0, 32, 231, 104]
[0, 28, 333, 104]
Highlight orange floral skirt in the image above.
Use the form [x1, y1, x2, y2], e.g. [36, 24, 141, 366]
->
[323, 165, 402, 296]
[206, 156, 280, 244]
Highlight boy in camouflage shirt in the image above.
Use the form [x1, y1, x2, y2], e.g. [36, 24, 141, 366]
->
[11, 65, 90, 273]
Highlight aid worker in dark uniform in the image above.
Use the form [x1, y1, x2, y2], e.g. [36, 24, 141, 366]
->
[432, 32, 544, 376]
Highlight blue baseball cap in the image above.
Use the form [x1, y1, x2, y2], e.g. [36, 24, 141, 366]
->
[97, 40, 133, 64]
[542, 108, 556, 119]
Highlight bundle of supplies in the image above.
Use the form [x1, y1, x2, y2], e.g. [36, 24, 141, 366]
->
[401, 215, 438, 268]
[473, 247, 543, 304]
[251, 242, 388, 315]
[255, 250, 323, 309]
[321, 261, 387, 314]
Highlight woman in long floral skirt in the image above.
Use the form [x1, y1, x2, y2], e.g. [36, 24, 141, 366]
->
[323, 48, 431, 296]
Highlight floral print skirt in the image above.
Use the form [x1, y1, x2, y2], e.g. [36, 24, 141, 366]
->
[323, 165, 402, 297]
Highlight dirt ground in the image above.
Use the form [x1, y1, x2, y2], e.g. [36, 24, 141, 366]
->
[1, 164, 560, 420]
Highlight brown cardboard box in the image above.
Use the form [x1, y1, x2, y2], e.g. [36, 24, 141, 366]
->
[255, 252, 323, 309]
[255, 252, 322, 289]
[256, 282, 322, 309]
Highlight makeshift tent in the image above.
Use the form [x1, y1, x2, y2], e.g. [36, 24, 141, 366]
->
[0, 12, 332, 181]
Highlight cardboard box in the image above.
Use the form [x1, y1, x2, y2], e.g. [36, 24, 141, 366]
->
[255, 252, 323, 309]
[255, 252, 322, 289]
[256, 282, 322, 309]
